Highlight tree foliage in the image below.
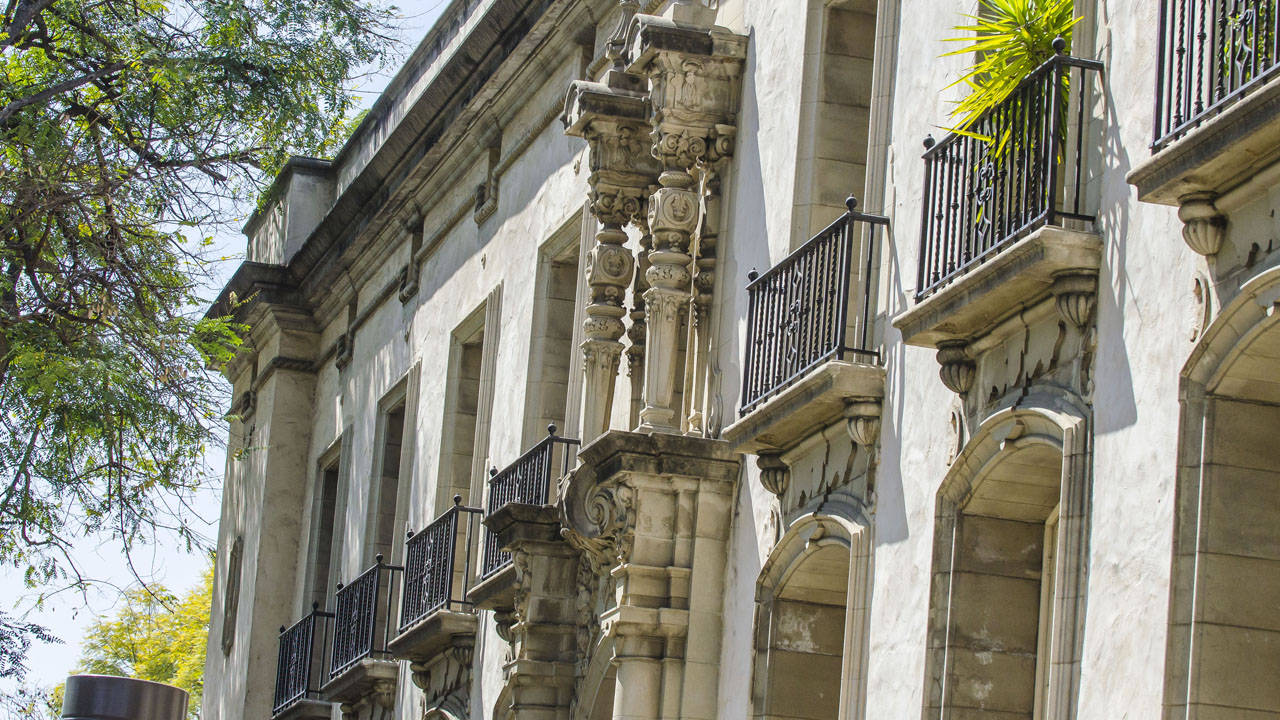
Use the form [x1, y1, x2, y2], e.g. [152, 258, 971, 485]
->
[943, 0, 1081, 132]
[71, 564, 213, 719]
[0, 0, 393, 598]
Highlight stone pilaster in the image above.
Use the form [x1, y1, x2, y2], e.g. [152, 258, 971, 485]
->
[483, 504, 583, 720]
[564, 79, 660, 444]
[626, 15, 746, 434]
[563, 431, 740, 720]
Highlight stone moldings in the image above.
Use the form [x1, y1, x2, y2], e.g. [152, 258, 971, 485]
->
[562, 430, 740, 720]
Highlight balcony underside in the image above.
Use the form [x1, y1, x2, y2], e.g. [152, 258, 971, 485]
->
[387, 610, 476, 664]
[321, 657, 398, 705]
[272, 698, 331, 720]
[723, 360, 884, 455]
[1131, 74, 1280, 205]
[895, 225, 1102, 348]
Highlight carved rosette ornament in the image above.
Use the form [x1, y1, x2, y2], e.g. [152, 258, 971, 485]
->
[564, 80, 660, 442]
[936, 341, 976, 395]
[1178, 192, 1227, 256]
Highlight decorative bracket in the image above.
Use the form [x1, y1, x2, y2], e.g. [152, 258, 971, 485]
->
[1178, 192, 1227, 256]
[936, 340, 976, 395]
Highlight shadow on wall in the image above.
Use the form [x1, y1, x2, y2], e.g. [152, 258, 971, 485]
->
[1093, 13, 1138, 435]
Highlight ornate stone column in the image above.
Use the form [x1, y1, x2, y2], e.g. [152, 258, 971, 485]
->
[627, 15, 746, 433]
[564, 79, 659, 444]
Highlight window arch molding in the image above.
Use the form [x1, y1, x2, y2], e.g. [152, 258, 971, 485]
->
[753, 508, 872, 720]
[922, 390, 1092, 720]
[1166, 263, 1280, 719]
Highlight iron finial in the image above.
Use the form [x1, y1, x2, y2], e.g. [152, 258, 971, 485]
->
[375, 553, 384, 565]
[845, 196, 859, 214]
[923, 134, 936, 150]
[489, 467, 497, 477]
[548, 423, 557, 436]
[279, 625, 286, 633]
[1053, 36, 1067, 54]
[454, 494, 463, 506]
[336, 582, 343, 590]
[406, 528, 414, 538]
[747, 269, 758, 282]
[311, 601, 320, 611]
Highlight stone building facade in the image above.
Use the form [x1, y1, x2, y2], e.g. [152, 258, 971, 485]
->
[202, 1, 1280, 719]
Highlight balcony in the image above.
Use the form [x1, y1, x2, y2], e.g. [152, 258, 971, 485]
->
[321, 558, 402, 705]
[385, 500, 483, 664]
[1131, 0, 1280, 208]
[469, 428, 578, 610]
[272, 606, 334, 720]
[895, 51, 1104, 352]
[722, 201, 886, 456]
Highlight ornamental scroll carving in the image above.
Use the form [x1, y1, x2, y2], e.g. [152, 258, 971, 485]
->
[561, 466, 636, 568]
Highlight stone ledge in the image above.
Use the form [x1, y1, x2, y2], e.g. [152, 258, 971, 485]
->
[320, 657, 398, 705]
[576, 430, 741, 485]
[722, 360, 884, 455]
[1129, 74, 1280, 205]
[386, 610, 476, 664]
[272, 698, 332, 720]
[894, 225, 1102, 348]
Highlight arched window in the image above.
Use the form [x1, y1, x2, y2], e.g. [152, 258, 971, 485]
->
[1167, 267, 1280, 718]
[753, 512, 871, 720]
[923, 398, 1091, 720]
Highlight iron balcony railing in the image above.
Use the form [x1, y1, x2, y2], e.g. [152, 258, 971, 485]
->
[740, 198, 887, 414]
[917, 49, 1103, 300]
[481, 427, 579, 579]
[1154, 0, 1278, 149]
[328, 557, 403, 680]
[398, 499, 482, 633]
[272, 605, 334, 716]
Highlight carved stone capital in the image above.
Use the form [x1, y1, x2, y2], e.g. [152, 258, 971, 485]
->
[936, 341, 976, 395]
[1178, 192, 1226, 256]
[563, 81, 660, 211]
[843, 400, 882, 448]
[1052, 271, 1099, 328]
[756, 452, 789, 497]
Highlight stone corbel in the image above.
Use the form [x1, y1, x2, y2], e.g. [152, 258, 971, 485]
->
[756, 452, 789, 497]
[936, 340, 976, 395]
[1178, 192, 1226, 256]
[843, 399, 881, 449]
[408, 642, 473, 720]
[1051, 271, 1098, 328]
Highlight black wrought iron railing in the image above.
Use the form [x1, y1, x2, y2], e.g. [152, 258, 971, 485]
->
[328, 557, 402, 680]
[272, 605, 333, 716]
[398, 499, 482, 633]
[481, 427, 579, 579]
[1154, 0, 1279, 149]
[917, 50, 1103, 300]
[740, 198, 887, 414]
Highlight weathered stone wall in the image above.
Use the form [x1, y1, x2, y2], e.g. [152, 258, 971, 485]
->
[203, 0, 1280, 719]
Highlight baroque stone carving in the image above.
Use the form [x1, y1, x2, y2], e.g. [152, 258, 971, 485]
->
[626, 15, 746, 433]
[562, 467, 636, 567]
[564, 79, 660, 442]
[409, 643, 473, 719]
[1178, 192, 1226, 256]
[936, 341, 976, 395]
